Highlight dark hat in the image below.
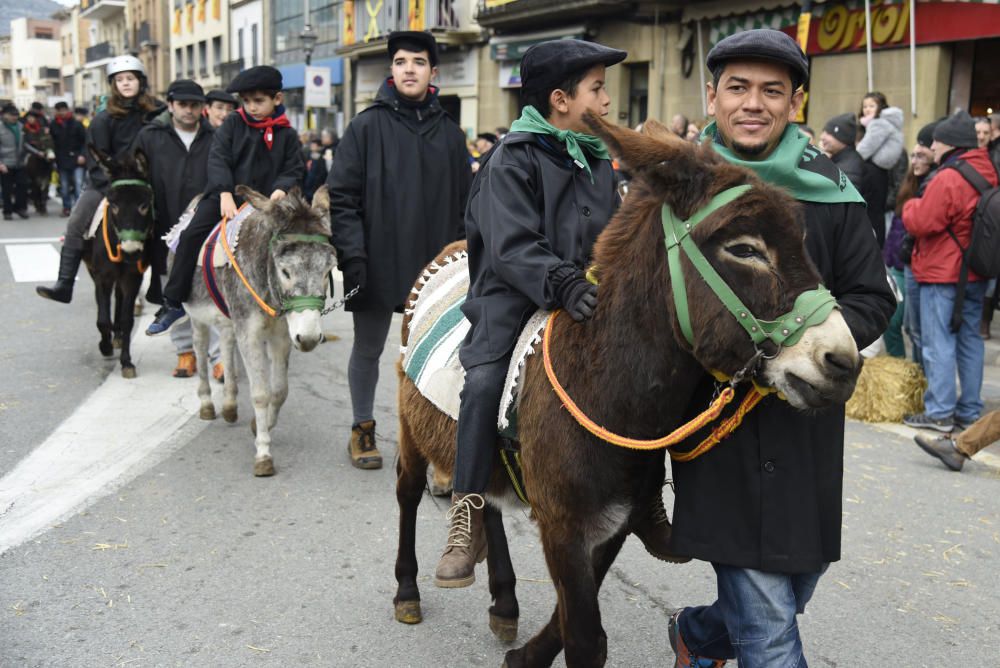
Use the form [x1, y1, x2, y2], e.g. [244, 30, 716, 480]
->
[54, 101, 69, 110]
[520, 39, 627, 96]
[476, 132, 498, 144]
[226, 65, 283, 94]
[917, 119, 944, 149]
[167, 79, 206, 102]
[823, 113, 857, 146]
[205, 88, 237, 105]
[1, 103, 18, 115]
[30, 101, 44, 110]
[74, 106, 89, 115]
[933, 110, 978, 149]
[706, 29, 809, 90]
[387, 31, 439, 67]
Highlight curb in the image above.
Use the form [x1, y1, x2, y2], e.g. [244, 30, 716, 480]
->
[864, 420, 1000, 472]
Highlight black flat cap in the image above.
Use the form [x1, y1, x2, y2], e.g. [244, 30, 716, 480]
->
[823, 113, 857, 146]
[520, 39, 627, 95]
[917, 118, 944, 149]
[477, 132, 498, 144]
[205, 89, 237, 105]
[388, 31, 439, 67]
[707, 29, 809, 90]
[226, 65, 283, 94]
[54, 101, 69, 110]
[167, 79, 206, 102]
[1, 103, 18, 115]
[933, 110, 978, 149]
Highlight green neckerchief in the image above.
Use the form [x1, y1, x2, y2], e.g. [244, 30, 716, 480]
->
[3, 121, 20, 145]
[509, 105, 610, 182]
[701, 121, 864, 204]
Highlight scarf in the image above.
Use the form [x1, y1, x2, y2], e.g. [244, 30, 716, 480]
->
[23, 118, 41, 134]
[3, 121, 20, 145]
[237, 105, 291, 151]
[509, 105, 610, 182]
[701, 122, 865, 204]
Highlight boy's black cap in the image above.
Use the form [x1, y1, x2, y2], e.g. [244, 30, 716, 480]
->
[226, 65, 283, 94]
[823, 113, 857, 146]
[206, 88, 237, 105]
[31, 101, 44, 110]
[520, 39, 626, 95]
[933, 110, 978, 149]
[387, 31, 438, 67]
[706, 29, 809, 90]
[477, 132, 498, 144]
[74, 106, 88, 115]
[54, 101, 69, 110]
[167, 79, 206, 102]
[1, 103, 18, 115]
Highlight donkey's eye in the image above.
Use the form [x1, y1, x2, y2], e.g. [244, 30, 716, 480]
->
[137, 203, 149, 215]
[110, 204, 120, 215]
[281, 269, 291, 280]
[726, 243, 764, 260]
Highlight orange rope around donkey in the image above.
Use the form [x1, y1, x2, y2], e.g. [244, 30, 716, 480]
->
[102, 203, 146, 272]
[541, 309, 764, 462]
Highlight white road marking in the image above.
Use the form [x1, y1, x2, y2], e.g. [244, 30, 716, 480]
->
[0, 315, 210, 555]
[0, 237, 61, 245]
[5, 243, 60, 282]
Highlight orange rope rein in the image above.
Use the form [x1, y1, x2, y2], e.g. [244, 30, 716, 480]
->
[541, 309, 764, 460]
[219, 205, 277, 318]
[101, 202, 146, 273]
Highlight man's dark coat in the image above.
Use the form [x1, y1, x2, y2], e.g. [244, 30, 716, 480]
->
[206, 110, 303, 198]
[50, 116, 87, 171]
[671, 171, 896, 573]
[132, 112, 214, 274]
[832, 145, 887, 245]
[460, 132, 619, 369]
[326, 80, 471, 312]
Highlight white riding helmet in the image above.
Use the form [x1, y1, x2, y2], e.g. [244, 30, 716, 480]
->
[106, 55, 147, 84]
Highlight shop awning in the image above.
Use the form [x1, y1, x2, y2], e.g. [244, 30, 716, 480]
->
[488, 25, 587, 61]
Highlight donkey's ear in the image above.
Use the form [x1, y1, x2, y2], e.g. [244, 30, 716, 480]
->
[235, 185, 271, 210]
[582, 112, 691, 171]
[311, 185, 330, 212]
[133, 148, 150, 179]
[89, 143, 114, 174]
[640, 118, 678, 144]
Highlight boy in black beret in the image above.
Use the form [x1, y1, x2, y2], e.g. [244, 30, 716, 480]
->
[434, 38, 680, 588]
[147, 65, 304, 335]
[204, 89, 237, 129]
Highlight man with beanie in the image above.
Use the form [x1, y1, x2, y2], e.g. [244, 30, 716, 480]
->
[821, 112, 888, 245]
[0, 103, 30, 220]
[903, 111, 999, 433]
[668, 29, 894, 668]
[326, 31, 471, 471]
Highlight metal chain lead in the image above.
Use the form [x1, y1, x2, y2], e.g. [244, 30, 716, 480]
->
[321, 285, 360, 315]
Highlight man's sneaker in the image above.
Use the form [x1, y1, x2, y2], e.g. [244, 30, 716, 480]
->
[668, 609, 726, 668]
[145, 305, 188, 336]
[914, 433, 967, 471]
[954, 415, 976, 432]
[903, 412, 954, 433]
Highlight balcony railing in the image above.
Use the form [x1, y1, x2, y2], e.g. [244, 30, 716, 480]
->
[218, 58, 243, 82]
[85, 41, 115, 63]
[80, 0, 127, 21]
[137, 21, 157, 48]
[40, 67, 61, 80]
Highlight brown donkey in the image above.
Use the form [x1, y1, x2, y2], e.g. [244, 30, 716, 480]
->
[394, 117, 862, 667]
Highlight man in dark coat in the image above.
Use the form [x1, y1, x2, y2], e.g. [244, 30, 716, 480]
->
[667, 30, 895, 668]
[326, 30, 471, 470]
[821, 112, 888, 246]
[50, 101, 87, 216]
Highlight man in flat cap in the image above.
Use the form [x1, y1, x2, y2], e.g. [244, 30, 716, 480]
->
[204, 89, 237, 129]
[666, 29, 895, 668]
[326, 30, 471, 470]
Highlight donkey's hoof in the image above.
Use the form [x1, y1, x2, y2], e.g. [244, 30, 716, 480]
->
[112, 335, 123, 350]
[222, 406, 238, 423]
[394, 600, 422, 625]
[250, 417, 257, 436]
[99, 340, 114, 358]
[502, 648, 527, 668]
[253, 457, 275, 477]
[199, 405, 217, 420]
[121, 366, 137, 379]
[489, 613, 518, 644]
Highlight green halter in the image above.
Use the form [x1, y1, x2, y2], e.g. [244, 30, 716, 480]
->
[663, 185, 838, 351]
[268, 232, 333, 314]
[109, 178, 154, 242]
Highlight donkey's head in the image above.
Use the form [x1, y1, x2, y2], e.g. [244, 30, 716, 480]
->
[587, 116, 860, 409]
[90, 145, 154, 254]
[236, 185, 336, 352]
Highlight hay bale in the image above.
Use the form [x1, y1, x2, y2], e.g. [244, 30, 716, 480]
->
[846, 355, 926, 423]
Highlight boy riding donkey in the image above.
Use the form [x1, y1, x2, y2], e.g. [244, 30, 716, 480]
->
[435, 39, 686, 589]
[146, 66, 304, 335]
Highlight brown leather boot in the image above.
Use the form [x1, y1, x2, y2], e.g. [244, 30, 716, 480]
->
[633, 492, 691, 564]
[434, 492, 487, 588]
[348, 420, 382, 469]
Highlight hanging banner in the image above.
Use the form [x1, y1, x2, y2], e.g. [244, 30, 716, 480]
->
[343, 1, 356, 45]
[305, 66, 332, 109]
[408, 0, 425, 30]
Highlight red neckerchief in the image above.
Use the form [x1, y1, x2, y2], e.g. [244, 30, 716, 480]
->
[24, 118, 41, 134]
[54, 115, 68, 127]
[237, 108, 291, 150]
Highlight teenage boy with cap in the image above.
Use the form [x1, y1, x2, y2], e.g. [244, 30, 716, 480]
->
[666, 29, 894, 668]
[821, 112, 888, 246]
[902, 111, 999, 434]
[0, 103, 30, 220]
[147, 65, 303, 335]
[50, 101, 87, 216]
[432, 38, 683, 588]
[326, 30, 471, 470]
[204, 89, 236, 129]
[132, 79, 222, 377]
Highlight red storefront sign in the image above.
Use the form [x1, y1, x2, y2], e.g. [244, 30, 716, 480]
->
[797, 2, 1000, 55]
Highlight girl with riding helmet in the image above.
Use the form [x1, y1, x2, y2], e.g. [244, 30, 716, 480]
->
[36, 55, 164, 304]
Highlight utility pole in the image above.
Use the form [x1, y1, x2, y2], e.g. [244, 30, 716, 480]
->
[299, 0, 317, 131]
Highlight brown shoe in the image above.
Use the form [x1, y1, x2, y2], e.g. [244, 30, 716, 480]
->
[212, 362, 225, 383]
[634, 491, 691, 564]
[348, 420, 382, 469]
[172, 352, 197, 378]
[434, 492, 487, 588]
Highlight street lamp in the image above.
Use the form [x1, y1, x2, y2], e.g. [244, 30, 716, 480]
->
[299, 3, 318, 131]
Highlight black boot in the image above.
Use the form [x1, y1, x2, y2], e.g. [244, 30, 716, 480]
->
[36, 245, 83, 304]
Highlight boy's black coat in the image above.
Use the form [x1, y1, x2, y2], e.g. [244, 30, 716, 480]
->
[206, 111, 303, 198]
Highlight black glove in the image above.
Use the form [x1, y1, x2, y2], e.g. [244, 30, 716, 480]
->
[556, 272, 598, 322]
[341, 258, 367, 295]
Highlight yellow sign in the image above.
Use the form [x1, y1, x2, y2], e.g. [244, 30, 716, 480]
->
[796, 11, 811, 54]
[408, 0, 425, 30]
[816, 2, 909, 52]
[343, 0, 356, 45]
[365, 0, 384, 43]
[484, 0, 518, 6]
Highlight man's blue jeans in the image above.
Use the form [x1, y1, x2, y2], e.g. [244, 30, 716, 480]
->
[919, 281, 986, 422]
[678, 563, 827, 667]
[58, 167, 84, 210]
[903, 266, 923, 368]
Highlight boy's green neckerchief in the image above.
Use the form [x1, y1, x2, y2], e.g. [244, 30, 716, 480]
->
[509, 105, 610, 182]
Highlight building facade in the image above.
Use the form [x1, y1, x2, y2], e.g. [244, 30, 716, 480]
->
[57, 7, 91, 107]
[130, 0, 171, 96]
[8, 18, 63, 108]
[169, 0, 230, 90]
[79, 0, 129, 108]
[0, 36, 12, 103]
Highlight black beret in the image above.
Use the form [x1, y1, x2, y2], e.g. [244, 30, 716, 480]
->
[31, 101, 44, 110]
[167, 79, 206, 102]
[205, 89, 237, 105]
[477, 132, 498, 144]
[226, 65, 283, 94]
[388, 31, 439, 67]
[706, 29, 809, 90]
[823, 113, 857, 146]
[54, 101, 69, 110]
[933, 110, 978, 149]
[917, 118, 944, 149]
[1, 104, 18, 115]
[520, 39, 627, 96]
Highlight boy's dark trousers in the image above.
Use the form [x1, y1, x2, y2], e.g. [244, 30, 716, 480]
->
[1, 167, 28, 214]
[452, 353, 513, 494]
[163, 193, 222, 307]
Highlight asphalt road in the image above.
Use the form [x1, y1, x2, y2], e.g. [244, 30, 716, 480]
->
[1, 208, 999, 667]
